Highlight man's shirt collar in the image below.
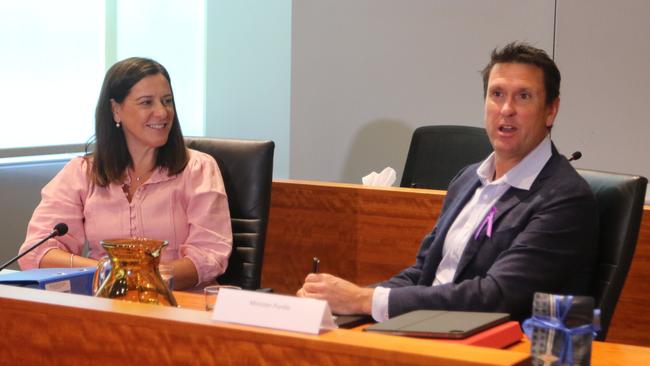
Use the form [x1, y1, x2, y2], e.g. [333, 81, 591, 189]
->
[476, 135, 552, 190]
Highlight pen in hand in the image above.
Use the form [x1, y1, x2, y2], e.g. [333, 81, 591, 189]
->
[311, 257, 320, 273]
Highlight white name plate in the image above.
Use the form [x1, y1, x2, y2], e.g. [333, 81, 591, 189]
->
[212, 288, 337, 334]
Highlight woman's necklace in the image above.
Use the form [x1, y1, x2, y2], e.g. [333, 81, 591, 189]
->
[129, 168, 153, 183]
[124, 168, 152, 202]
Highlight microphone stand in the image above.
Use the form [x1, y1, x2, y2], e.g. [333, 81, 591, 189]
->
[0, 226, 66, 271]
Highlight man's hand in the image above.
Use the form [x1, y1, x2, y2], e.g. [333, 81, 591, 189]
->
[296, 273, 374, 315]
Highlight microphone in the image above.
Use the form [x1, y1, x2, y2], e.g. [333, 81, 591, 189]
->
[568, 151, 582, 162]
[0, 223, 68, 271]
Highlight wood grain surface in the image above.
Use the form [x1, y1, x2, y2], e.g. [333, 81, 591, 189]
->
[264, 180, 443, 293]
[179, 291, 650, 366]
[507, 335, 650, 366]
[606, 205, 650, 346]
[0, 285, 530, 366]
[262, 180, 650, 347]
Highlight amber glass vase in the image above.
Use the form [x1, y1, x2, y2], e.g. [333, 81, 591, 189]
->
[92, 238, 177, 306]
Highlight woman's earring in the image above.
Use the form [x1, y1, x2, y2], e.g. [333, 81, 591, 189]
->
[115, 122, 121, 128]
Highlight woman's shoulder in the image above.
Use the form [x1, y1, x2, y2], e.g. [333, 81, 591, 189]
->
[61, 155, 93, 176]
[43, 155, 94, 192]
[187, 148, 218, 167]
[183, 148, 222, 176]
[175, 149, 226, 192]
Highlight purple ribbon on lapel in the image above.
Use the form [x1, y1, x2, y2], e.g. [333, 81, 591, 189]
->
[474, 206, 496, 240]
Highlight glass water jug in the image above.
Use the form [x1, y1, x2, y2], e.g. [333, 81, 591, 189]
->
[92, 238, 177, 306]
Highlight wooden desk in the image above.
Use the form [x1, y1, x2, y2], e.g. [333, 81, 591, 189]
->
[182, 290, 650, 366]
[263, 180, 650, 346]
[0, 285, 530, 366]
[2, 286, 648, 365]
[507, 338, 650, 366]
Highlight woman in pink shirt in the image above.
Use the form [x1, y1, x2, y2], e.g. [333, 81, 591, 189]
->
[17, 58, 233, 289]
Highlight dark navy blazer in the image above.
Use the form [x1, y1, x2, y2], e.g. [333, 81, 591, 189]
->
[378, 145, 598, 321]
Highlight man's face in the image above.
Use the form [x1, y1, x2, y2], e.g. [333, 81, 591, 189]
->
[484, 62, 559, 167]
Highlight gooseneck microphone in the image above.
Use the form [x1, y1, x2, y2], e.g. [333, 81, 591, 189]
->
[568, 151, 582, 162]
[0, 223, 68, 271]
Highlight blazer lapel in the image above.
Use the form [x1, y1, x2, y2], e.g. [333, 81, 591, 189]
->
[437, 179, 481, 240]
[419, 175, 481, 285]
[451, 151, 561, 282]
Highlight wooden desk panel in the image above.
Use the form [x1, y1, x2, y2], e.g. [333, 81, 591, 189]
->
[507, 338, 650, 366]
[607, 209, 650, 346]
[174, 291, 650, 366]
[264, 180, 443, 293]
[0, 285, 530, 366]
[263, 180, 650, 346]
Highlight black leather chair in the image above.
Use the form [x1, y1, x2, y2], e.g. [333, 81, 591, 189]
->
[577, 169, 647, 340]
[185, 137, 274, 290]
[400, 125, 493, 190]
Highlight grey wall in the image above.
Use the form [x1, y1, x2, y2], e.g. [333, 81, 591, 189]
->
[290, 0, 555, 183]
[553, 0, 650, 181]
[290, 0, 650, 187]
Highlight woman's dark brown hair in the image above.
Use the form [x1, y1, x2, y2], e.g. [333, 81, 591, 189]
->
[89, 57, 188, 186]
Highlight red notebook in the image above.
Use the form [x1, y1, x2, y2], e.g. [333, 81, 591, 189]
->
[434, 321, 523, 349]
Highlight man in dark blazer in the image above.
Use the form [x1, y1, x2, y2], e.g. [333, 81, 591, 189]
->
[297, 42, 598, 322]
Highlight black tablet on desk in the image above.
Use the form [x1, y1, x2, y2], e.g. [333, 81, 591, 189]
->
[334, 314, 373, 328]
[363, 310, 509, 339]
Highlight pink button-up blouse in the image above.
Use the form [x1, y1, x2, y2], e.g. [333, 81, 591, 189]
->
[17, 149, 233, 285]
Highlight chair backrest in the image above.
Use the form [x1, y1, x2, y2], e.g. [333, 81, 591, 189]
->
[400, 125, 493, 190]
[577, 169, 647, 340]
[185, 137, 274, 290]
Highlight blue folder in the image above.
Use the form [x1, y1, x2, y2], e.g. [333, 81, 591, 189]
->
[0, 267, 96, 295]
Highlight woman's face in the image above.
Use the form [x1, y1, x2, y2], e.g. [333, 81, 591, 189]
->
[111, 73, 174, 152]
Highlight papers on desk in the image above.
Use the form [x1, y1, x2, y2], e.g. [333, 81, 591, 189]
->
[212, 288, 337, 334]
